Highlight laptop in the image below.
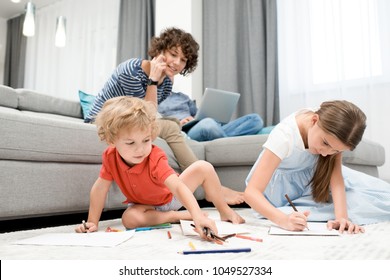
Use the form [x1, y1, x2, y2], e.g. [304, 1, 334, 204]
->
[181, 88, 241, 132]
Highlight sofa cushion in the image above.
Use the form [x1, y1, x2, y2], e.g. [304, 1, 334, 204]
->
[0, 107, 106, 163]
[204, 135, 385, 168]
[16, 89, 83, 119]
[0, 85, 18, 109]
[204, 134, 268, 166]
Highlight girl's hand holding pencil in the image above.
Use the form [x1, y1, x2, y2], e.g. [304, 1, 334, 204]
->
[284, 194, 310, 231]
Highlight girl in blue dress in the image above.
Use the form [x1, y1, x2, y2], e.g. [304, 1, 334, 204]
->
[245, 100, 390, 234]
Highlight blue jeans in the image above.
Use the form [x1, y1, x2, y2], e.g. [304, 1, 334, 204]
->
[187, 113, 263, 142]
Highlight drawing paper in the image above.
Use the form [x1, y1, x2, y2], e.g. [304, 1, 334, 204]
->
[14, 231, 135, 247]
[268, 222, 341, 236]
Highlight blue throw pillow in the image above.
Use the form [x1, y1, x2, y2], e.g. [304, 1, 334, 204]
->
[78, 90, 95, 119]
[257, 125, 276, 134]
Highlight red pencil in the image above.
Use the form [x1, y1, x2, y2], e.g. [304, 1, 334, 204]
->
[167, 230, 172, 239]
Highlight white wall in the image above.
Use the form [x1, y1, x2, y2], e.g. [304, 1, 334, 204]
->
[155, 0, 202, 102]
[0, 18, 6, 85]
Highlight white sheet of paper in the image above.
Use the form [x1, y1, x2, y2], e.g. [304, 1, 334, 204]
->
[14, 231, 135, 247]
[268, 222, 341, 236]
[180, 220, 249, 236]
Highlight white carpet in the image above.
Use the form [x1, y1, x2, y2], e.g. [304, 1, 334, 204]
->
[1, 208, 390, 260]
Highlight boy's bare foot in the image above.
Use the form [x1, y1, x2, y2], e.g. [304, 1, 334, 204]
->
[220, 209, 245, 224]
[222, 186, 245, 205]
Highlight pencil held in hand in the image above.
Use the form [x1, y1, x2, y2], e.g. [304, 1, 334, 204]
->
[82, 220, 89, 231]
[284, 194, 309, 230]
[284, 194, 298, 211]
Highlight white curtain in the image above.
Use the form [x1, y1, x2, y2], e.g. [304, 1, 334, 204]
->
[277, 0, 390, 179]
[24, 0, 120, 101]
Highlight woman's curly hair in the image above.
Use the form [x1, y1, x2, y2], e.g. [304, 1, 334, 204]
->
[148, 27, 199, 76]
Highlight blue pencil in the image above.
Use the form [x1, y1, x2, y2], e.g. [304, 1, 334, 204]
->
[178, 247, 251, 255]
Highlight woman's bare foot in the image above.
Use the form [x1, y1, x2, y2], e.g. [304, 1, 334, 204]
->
[221, 186, 245, 205]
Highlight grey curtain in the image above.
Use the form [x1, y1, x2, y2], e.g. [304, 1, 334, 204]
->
[4, 14, 27, 88]
[116, 0, 155, 63]
[203, 0, 279, 126]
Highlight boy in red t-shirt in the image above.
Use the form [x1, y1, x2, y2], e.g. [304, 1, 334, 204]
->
[75, 96, 245, 239]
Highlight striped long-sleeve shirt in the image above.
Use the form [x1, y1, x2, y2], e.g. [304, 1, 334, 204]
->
[85, 58, 173, 123]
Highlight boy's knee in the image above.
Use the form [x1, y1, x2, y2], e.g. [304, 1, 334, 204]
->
[122, 207, 143, 229]
[193, 160, 214, 172]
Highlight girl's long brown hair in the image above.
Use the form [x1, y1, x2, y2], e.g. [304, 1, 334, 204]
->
[310, 100, 366, 202]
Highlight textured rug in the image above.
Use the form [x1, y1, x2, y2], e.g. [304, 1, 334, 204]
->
[1, 208, 390, 260]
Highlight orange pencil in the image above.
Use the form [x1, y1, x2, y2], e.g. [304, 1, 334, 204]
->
[105, 226, 122, 232]
[167, 231, 172, 239]
[235, 234, 263, 242]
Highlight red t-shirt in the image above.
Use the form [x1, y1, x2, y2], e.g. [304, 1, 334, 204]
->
[99, 145, 177, 206]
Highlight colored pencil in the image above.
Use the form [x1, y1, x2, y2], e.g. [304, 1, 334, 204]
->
[188, 241, 197, 250]
[235, 234, 263, 242]
[178, 247, 251, 255]
[82, 220, 89, 233]
[133, 223, 172, 232]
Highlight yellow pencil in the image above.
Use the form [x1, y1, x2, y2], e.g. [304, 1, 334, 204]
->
[188, 241, 196, 250]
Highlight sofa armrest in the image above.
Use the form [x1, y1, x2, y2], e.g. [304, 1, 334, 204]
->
[342, 138, 385, 167]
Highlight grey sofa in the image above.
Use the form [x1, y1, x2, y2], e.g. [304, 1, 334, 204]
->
[0, 85, 386, 221]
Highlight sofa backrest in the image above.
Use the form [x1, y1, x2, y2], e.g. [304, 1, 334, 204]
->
[16, 88, 83, 119]
[0, 85, 83, 119]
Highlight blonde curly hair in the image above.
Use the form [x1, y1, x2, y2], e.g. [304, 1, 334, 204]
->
[94, 96, 159, 144]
